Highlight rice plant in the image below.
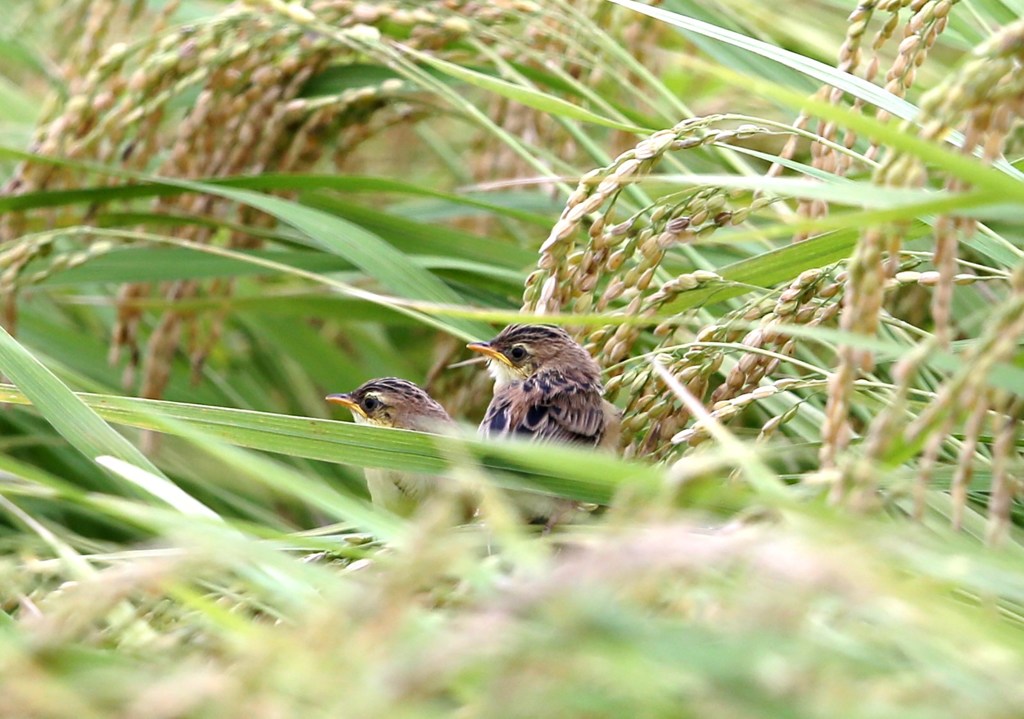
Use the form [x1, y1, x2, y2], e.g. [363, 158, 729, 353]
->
[0, 0, 1023, 716]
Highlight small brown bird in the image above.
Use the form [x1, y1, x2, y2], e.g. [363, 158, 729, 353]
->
[467, 324, 620, 448]
[326, 377, 454, 516]
[466, 324, 621, 526]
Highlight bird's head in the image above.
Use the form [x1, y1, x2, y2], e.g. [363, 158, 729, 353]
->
[466, 324, 599, 387]
[326, 378, 451, 431]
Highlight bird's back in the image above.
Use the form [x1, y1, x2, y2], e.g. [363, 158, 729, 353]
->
[480, 367, 616, 447]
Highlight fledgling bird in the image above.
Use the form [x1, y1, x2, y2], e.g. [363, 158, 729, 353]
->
[466, 324, 621, 526]
[326, 377, 455, 516]
[467, 324, 620, 447]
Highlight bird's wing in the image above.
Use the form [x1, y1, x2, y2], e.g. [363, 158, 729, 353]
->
[480, 371, 606, 445]
[479, 391, 515, 438]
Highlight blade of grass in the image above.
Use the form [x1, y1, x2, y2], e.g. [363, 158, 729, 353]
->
[398, 44, 654, 134]
[0, 323, 165, 482]
[0, 384, 663, 505]
[608, 0, 921, 120]
[0, 147, 493, 339]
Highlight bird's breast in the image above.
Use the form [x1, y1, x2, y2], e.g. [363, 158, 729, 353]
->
[486, 359, 519, 389]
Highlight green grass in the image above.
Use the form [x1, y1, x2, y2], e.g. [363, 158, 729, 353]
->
[0, 0, 1023, 716]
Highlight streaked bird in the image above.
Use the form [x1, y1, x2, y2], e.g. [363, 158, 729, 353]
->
[467, 324, 620, 447]
[326, 377, 454, 516]
[466, 324, 621, 525]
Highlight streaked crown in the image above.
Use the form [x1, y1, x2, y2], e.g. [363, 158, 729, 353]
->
[326, 377, 452, 430]
[467, 323, 601, 384]
[492, 324, 575, 346]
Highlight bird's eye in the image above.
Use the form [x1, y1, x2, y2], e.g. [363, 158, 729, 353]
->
[361, 396, 381, 412]
[509, 346, 528, 362]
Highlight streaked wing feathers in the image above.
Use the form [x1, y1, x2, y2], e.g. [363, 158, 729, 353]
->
[480, 369, 605, 445]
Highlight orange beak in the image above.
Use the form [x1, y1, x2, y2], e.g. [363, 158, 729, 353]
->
[325, 393, 367, 418]
[466, 341, 513, 367]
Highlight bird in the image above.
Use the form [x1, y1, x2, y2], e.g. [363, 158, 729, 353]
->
[466, 324, 621, 526]
[466, 324, 620, 447]
[326, 377, 456, 516]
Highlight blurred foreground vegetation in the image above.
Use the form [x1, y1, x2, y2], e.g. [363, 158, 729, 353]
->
[1, 0, 1023, 717]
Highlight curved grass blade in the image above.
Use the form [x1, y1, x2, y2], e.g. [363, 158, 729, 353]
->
[0, 324, 165, 486]
[179, 184, 491, 339]
[398, 44, 654, 134]
[0, 385, 664, 505]
[0, 173, 551, 227]
[608, 0, 920, 121]
[96, 456, 222, 521]
[0, 146, 492, 339]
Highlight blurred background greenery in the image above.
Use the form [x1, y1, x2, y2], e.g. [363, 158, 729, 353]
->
[1, 0, 1023, 716]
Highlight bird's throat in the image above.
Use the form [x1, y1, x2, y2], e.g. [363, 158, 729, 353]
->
[486, 359, 520, 389]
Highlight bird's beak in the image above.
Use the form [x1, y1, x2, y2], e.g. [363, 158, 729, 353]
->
[325, 393, 367, 418]
[466, 341, 513, 367]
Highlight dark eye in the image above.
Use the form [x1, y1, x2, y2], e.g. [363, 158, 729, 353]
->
[509, 346, 528, 362]
[361, 396, 380, 412]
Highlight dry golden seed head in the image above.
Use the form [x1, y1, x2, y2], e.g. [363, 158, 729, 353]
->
[578, 275, 598, 294]
[712, 211, 732, 226]
[608, 219, 634, 237]
[622, 267, 641, 287]
[592, 177, 620, 197]
[621, 415, 647, 435]
[579, 167, 605, 185]
[604, 374, 623, 394]
[606, 249, 628, 272]
[569, 294, 593, 315]
[746, 385, 775, 402]
[817, 282, 842, 299]
[565, 187, 590, 207]
[634, 130, 677, 159]
[601, 279, 626, 305]
[588, 247, 608, 267]
[633, 394, 658, 413]
[899, 34, 922, 55]
[694, 327, 718, 344]
[635, 268, 657, 291]
[611, 158, 642, 179]
[646, 402, 673, 421]
[778, 287, 802, 304]
[628, 372, 651, 397]
[674, 275, 700, 293]
[704, 193, 727, 212]
[687, 430, 711, 448]
[536, 254, 559, 272]
[737, 354, 762, 377]
[543, 218, 578, 248]
[689, 209, 709, 226]
[672, 137, 702, 150]
[775, 300, 800, 316]
[588, 328, 609, 345]
[666, 216, 691, 234]
[794, 306, 817, 324]
[537, 275, 559, 307]
[677, 365, 702, 383]
[577, 192, 610, 216]
[605, 340, 629, 363]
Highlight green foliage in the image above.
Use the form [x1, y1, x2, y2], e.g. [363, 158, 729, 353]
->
[0, 1, 1023, 717]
